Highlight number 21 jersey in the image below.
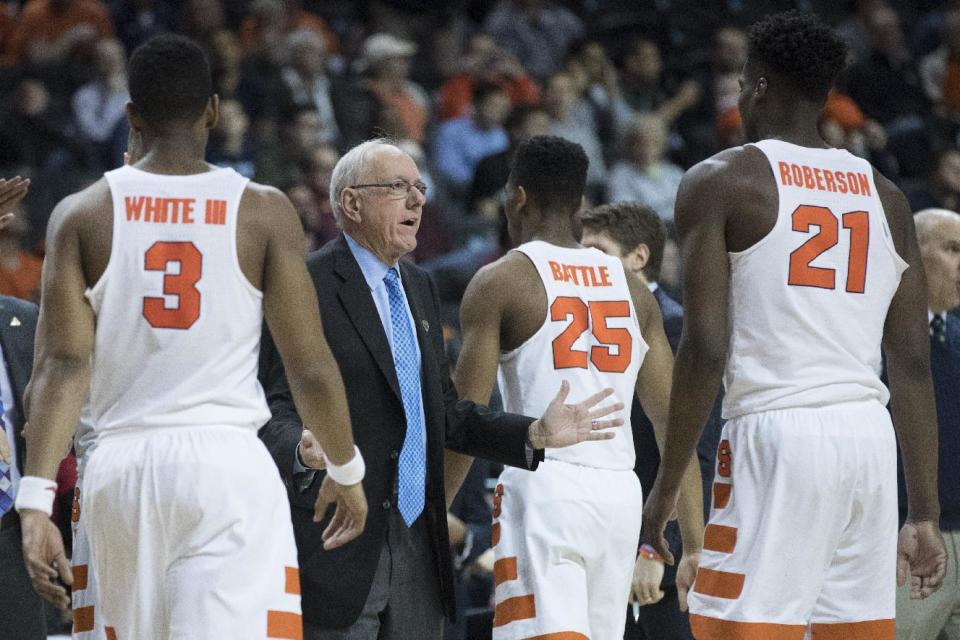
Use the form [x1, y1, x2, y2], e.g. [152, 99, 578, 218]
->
[723, 140, 908, 419]
[498, 241, 646, 470]
[86, 165, 270, 435]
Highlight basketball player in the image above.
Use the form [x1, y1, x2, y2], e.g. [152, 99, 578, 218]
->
[16, 34, 369, 638]
[642, 13, 947, 639]
[453, 135, 704, 639]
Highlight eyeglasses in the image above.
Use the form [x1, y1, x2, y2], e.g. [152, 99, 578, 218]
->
[349, 179, 428, 198]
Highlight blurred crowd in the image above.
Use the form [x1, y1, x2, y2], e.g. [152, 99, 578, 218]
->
[0, 0, 956, 636]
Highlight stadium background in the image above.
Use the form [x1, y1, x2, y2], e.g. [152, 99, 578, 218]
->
[1, 0, 953, 637]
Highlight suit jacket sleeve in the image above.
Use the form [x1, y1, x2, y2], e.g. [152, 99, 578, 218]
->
[423, 272, 539, 470]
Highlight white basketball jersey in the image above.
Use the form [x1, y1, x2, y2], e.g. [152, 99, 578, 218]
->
[85, 165, 270, 436]
[722, 140, 908, 419]
[498, 241, 647, 470]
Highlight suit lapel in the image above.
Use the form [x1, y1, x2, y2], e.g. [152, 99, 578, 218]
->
[333, 238, 402, 400]
[0, 300, 27, 466]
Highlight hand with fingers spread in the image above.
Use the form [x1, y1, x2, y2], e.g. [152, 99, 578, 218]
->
[313, 475, 368, 551]
[676, 550, 699, 612]
[20, 509, 72, 610]
[897, 520, 947, 599]
[526, 380, 624, 449]
[630, 552, 665, 608]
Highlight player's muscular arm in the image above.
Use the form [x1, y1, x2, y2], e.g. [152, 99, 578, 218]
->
[256, 186, 367, 549]
[447, 262, 507, 504]
[629, 276, 704, 556]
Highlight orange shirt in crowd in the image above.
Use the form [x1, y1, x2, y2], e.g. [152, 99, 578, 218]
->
[369, 82, 428, 144]
[0, 251, 42, 302]
[238, 10, 339, 53]
[6, 0, 113, 64]
[437, 73, 541, 121]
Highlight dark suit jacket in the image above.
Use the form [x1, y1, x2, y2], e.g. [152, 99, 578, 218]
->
[633, 287, 723, 588]
[0, 296, 37, 472]
[258, 235, 537, 629]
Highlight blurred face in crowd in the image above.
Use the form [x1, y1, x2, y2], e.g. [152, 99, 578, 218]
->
[341, 146, 425, 264]
[287, 109, 324, 154]
[715, 28, 748, 73]
[476, 89, 511, 129]
[289, 32, 326, 77]
[521, 110, 550, 140]
[629, 116, 668, 168]
[95, 38, 126, 79]
[216, 99, 249, 139]
[936, 150, 960, 194]
[305, 145, 339, 196]
[918, 211, 960, 312]
[543, 73, 577, 119]
[15, 80, 49, 117]
[371, 56, 411, 82]
[866, 6, 905, 58]
[624, 40, 662, 84]
[212, 30, 242, 73]
[580, 42, 609, 83]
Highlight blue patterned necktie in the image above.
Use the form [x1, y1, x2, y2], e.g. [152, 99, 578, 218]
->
[0, 399, 13, 517]
[383, 268, 426, 526]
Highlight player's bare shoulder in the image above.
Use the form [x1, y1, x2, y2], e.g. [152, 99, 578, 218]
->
[47, 177, 115, 286]
[871, 166, 915, 257]
[461, 249, 545, 350]
[236, 180, 302, 288]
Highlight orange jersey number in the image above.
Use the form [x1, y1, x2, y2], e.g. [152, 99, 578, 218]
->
[788, 204, 869, 293]
[551, 297, 632, 373]
[142, 241, 203, 330]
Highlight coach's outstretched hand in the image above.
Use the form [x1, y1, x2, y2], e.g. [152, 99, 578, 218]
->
[20, 509, 72, 610]
[314, 475, 368, 551]
[898, 520, 947, 599]
[527, 381, 624, 449]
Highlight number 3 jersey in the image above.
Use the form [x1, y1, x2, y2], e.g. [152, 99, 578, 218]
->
[722, 140, 908, 420]
[498, 241, 647, 470]
[85, 165, 270, 435]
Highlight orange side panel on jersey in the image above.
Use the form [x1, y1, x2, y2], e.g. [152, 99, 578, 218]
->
[528, 633, 590, 639]
[72, 564, 89, 591]
[105, 627, 118, 640]
[492, 522, 501, 547]
[494, 557, 518, 586]
[810, 619, 894, 639]
[285, 566, 301, 595]
[493, 595, 536, 627]
[689, 614, 806, 640]
[73, 606, 95, 633]
[703, 524, 738, 554]
[267, 610, 303, 640]
[713, 482, 732, 509]
[693, 568, 745, 599]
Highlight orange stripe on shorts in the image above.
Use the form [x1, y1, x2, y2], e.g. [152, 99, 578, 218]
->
[810, 619, 894, 639]
[713, 482, 732, 509]
[492, 522, 501, 546]
[267, 610, 303, 640]
[285, 566, 301, 595]
[493, 557, 518, 586]
[72, 564, 89, 591]
[493, 594, 536, 627]
[693, 567, 745, 599]
[690, 614, 806, 640]
[528, 633, 590, 639]
[105, 627, 118, 640]
[703, 524, 738, 554]
[73, 606, 95, 633]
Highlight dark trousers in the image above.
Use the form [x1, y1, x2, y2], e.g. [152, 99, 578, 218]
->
[624, 586, 694, 640]
[0, 521, 47, 639]
[305, 510, 445, 640]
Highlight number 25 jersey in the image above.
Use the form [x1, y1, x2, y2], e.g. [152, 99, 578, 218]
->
[722, 140, 909, 420]
[85, 165, 270, 435]
[498, 241, 647, 471]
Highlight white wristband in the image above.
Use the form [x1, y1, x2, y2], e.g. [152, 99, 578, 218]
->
[14, 476, 57, 516]
[325, 445, 365, 486]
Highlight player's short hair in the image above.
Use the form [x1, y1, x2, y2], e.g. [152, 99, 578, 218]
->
[510, 136, 587, 216]
[747, 12, 847, 102]
[578, 202, 666, 281]
[128, 34, 213, 126]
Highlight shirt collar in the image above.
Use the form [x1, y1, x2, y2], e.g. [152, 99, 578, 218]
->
[344, 232, 396, 291]
[929, 309, 947, 324]
[647, 281, 659, 293]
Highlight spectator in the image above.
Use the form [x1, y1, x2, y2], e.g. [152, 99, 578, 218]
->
[176, 0, 223, 51]
[5, 0, 113, 67]
[920, 10, 960, 117]
[207, 99, 257, 179]
[469, 105, 550, 219]
[280, 29, 341, 147]
[819, 91, 899, 179]
[617, 38, 702, 133]
[112, 0, 174, 53]
[482, 0, 584, 79]
[436, 34, 539, 121]
[238, 0, 338, 56]
[0, 78, 82, 173]
[894, 208, 960, 640]
[361, 32, 429, 144]
[297, 144, 341, 247]
[72, 37, 128, 170]
[607, 115, 684, 221]
[254, 105, 324, 186]
[432, 82, 511, 198]
[209, 29, 242, 101]
[543, 71, 607, 195]
[0, 212, 41, 303]
[909, 149, 960, 213]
